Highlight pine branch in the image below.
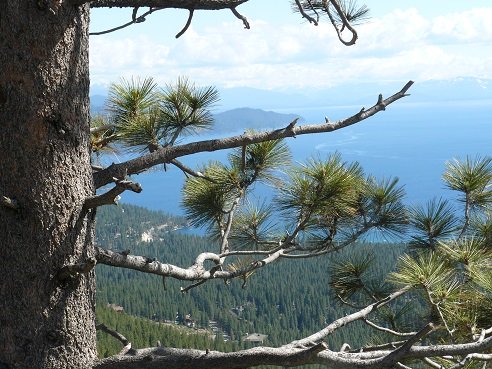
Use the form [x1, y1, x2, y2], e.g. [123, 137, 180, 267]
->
[87, 0, 249, 9]
[94, 81, 413, 189]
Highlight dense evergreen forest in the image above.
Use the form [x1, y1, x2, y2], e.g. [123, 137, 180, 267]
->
[95, 204, 425, 368]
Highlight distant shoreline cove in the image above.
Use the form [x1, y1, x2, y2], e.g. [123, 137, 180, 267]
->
[115, 100, 490, 217]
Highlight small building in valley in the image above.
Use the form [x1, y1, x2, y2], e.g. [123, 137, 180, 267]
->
[244, 333, 268, 345]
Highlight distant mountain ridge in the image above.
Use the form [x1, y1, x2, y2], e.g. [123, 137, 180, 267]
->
[90, 76, 491, 135]
[212, 107, 301, 133]
[91, 77, 492, 113]
[90, 101, 302, 134]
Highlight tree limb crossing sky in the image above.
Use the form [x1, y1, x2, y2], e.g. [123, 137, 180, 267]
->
[89, 0, 492, 91]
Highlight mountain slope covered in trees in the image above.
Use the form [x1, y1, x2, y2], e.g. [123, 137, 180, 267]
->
[95, 204, 425, 367]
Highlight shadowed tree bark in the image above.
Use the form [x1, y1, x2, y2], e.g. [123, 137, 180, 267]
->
[0, 2, 97, 369]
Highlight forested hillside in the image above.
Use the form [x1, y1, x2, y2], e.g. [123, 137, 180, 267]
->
[95, 204, 424, 367]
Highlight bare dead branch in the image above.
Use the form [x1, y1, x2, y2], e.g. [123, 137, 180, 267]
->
[290, 286, 411, 347]
[95, 243, 293, 284]
[90, 124, 115, 134]
[95, 246, 222, 281]
[181, 279, 207, 293]
[84, 178, 142, 209]
[1, 195, 19, 210]
[175, 8, 195, 38]
[325, 0, 358, 46]
[395, 363, 413, 369]
[94, 343, 328, 369]
[170, 159, 215, 181]
[378, 323, 435, 368]
[56, 257, 97, 281]
[93, 307, 492, 369]
[90, 7, 163, 35]
[230, 6, 250, 29]
[88, 0, 249, 9]
[474, 326, 492, 342]
[96, 324, 135, 355]
[94, 81, 413, 189]
[339, 343, 351, 352]
[422, 357, 445, 369]
[449, 353, 492, 369]
[351, 340, 407, 353]
[37, 0, 63, 14]
[93, 134, 119, 151]
[363, 318, 417, 337]
[294, 0, 318, 25]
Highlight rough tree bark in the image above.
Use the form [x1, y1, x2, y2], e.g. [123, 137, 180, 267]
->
[0, 2, 96, 369]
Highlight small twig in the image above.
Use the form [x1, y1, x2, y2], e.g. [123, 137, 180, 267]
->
[474, 326, 492, 341]
[57, 257, 97, 281]
[376, 94, 386, 110]
[307, 0, 320, 23]
[131, 7, 139, 22]
[339, 343, 351, 352]
[325, 0, 358, 46]
[92, 134, 118, 151]
[90, 124, 114, 134]
[96, 323, 134, 355]
[170, 159, 215, 182]
[379, 323, 435, 367]
[336, 294, 366, 309]
[219, 196, 241, 260]
[90, 7, 162, 36]
[231, 6, 250, 29]
[363, 318, 417, 337]
[426, 289, 455, 339]
[286, 117, 299, 137]
[219, 246, 283, 257]
[294, 0, 318, 25]
[395, 363, 413, 369]
[84, 177, 142, 209]
[1, 195, 19, 210]
[181, 279, 207, 293]
[448, 353, 492, 369]
[175, 8, 195, 38]
[423, 357, 446, 369]
[351, 340, 406, 353]
[240, 144, 247, 173]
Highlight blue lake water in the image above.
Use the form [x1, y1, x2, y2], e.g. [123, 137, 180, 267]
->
[119, 99, 491, 216]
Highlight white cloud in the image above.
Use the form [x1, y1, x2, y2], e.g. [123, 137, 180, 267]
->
[431, 8, 492, 42]
[89, 7, 492, 90]
[356, 8, 431, 52]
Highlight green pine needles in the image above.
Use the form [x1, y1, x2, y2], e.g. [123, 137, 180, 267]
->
[94, 76, 219, 154]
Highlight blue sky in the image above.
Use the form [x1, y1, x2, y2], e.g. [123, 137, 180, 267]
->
[89, 1, 492, 92]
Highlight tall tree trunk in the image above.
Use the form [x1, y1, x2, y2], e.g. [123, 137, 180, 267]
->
[0, 2, 96, 368]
